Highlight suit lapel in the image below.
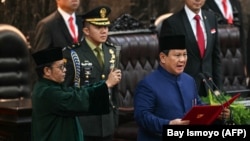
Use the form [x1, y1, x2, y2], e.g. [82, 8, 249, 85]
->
[202, 11, 212, 58]
[230, 0, 239, 15]
[181, 10, 201, 57]
[209, 0, 224, 16]
[55, 11, 77, 44]
[76, 15, 83, 41]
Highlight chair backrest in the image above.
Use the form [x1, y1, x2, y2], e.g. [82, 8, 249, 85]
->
[0, 24, 31, 99]
[218, 25, 250, 96]
[108, 14, 159, 108]
[108, 31, 159, 107]
[154, 13, 173, 36]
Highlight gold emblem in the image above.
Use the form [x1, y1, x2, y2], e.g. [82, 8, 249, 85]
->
[196, 114, 204, 119]
[109, 49, 116, 69]
[101, 74, 105, 79]
[63, 58, 67, 63]
[100, 8, 107, 18]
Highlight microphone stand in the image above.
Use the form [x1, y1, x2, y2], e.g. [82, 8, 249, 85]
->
[203, 73, 228, 102]
[199, 73, 227, 124]
[199, 73, 224, 104]
[203, 73, 235, 125]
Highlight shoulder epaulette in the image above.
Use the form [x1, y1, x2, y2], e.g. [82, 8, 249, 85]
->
[63, 42, 81, 50]
[63, 37, 84, 50]
[105, 41, 121, 49]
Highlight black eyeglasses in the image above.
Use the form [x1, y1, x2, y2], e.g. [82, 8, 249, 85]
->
[50, 64, 66, 71]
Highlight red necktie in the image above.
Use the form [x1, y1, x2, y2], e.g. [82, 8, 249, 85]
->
[68, 16, 78, 43]
[194, 15, 205, 58]
[222, 0, 233, 24]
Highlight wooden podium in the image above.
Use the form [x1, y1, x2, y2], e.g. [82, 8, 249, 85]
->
[0, 98, 32, 141]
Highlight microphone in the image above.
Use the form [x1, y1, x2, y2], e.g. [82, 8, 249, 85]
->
[199, 73, 227, 124]
[203, 72, 228, 103]
[199, 73, 213, 91]
[199, 73, 223, 104]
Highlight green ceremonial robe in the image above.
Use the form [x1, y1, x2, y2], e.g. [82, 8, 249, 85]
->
[31, 78, 110, 141]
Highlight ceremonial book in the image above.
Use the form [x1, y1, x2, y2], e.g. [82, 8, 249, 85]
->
[182, 93, 240, 125]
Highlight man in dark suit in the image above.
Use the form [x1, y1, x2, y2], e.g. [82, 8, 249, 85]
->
[202, 0, 246, 72]
[160, 0, 222, 97]
[30, 0, 83, 88]
[63, 6, 120, 141]
[32, 0, 83, 53]
[202, 0, 243, 26]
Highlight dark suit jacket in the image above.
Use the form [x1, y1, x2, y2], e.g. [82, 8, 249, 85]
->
[160, 8, 222, 97]
[62, 39, 118, 137]
[32, 10, 83, 53]
[203, 0, 243, 26]
[202, 0, 245, 64]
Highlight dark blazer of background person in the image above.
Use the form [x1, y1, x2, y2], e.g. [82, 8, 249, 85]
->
[30, 1, 83, 88]
[32, 11, 83, 53]
[202, 0, 245, 70]
[160, 8, 222, 97]
[202, 0, 243, 26]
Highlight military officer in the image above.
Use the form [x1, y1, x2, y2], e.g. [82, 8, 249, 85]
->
[62, 5, 121, 141]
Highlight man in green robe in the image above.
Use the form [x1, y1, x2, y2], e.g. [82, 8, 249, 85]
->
[31, 47, 122, 141]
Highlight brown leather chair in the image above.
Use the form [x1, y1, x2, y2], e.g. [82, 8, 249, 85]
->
[0, 24, 32, 141]
[218, 25, 250, 96]
[0, 24, 31, 99]
[108, 14, 159, 141]
[154, 13, 173, 36]
[108, 30, 159, 141]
